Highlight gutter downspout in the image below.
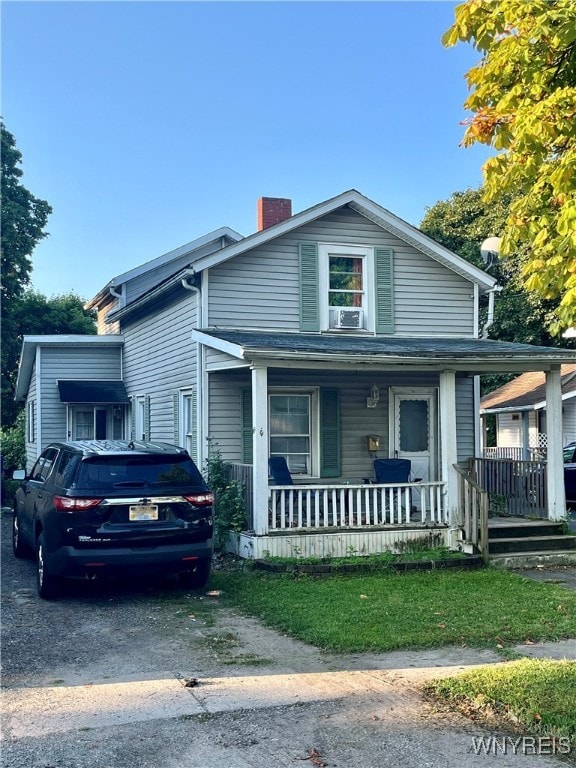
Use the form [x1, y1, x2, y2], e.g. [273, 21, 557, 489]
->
[182, 270, 203, 465]
[481, 285, 503, 339]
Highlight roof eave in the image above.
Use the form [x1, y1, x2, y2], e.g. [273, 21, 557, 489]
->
[86, 226, 243, 308]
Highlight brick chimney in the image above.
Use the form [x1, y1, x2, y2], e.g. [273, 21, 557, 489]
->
[257, 197, 292, 231]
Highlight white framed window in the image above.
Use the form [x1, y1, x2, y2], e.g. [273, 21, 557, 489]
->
[69, 405, 126, 441]
[318, 243, 373, 331]
[27, 401, 35, 442]
[269, 389, 319, 476]
[179, 388, 198, 461]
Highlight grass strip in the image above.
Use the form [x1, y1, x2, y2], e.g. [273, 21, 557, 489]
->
[424, 659, 576, 747]
[210, 566, 576, 652]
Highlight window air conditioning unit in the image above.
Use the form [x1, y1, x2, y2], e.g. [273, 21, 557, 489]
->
[334, 309, 363, 329]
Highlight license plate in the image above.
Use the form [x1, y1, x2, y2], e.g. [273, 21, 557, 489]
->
[129, 504, 158, 521]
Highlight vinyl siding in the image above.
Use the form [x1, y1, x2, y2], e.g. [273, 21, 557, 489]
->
[97, 297, 119, 334]
[121, 293, 198, 442]
[455, 376, 475, 463]
[25, 363, 38, 469]
[496, 413, 523, 447]
[39, 345, 123, 450]
[208, 369, 475, 481]
[204, 347, 249, 371]
[563, 400, 576, 444]
[207, 207, 475, 336]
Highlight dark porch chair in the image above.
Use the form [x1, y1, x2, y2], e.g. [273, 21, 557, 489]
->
[268, 456, 294, 485]
[373, 458, 411, 483]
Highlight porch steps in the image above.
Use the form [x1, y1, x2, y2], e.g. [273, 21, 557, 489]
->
[488, 518, 576, 567]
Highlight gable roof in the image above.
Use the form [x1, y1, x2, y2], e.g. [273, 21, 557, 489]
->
[86, 226, 242, 310]
[480, 364, 576, 412]
[190, 190, 497, 292]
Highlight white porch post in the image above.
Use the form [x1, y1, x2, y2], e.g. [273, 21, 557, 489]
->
[439, 370, 459, 529]
[546, 366, 565, 520]
[251, 364, 269, 535]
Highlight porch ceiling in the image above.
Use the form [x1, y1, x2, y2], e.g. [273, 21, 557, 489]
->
[194, 329, 576, 374]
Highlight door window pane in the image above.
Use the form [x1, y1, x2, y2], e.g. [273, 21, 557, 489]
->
[399, 400, 429, 452]
[75, 410, 94, 440]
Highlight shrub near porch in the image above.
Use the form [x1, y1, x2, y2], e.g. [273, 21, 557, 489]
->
[211, 567, 576, 653]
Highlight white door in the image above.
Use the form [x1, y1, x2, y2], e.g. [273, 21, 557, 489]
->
[390, 389, 437, 482]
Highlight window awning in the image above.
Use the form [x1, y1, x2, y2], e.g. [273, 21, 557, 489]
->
[57, 380, 129, 404]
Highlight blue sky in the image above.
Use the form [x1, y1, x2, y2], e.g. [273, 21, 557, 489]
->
[2, 1, 491, 301]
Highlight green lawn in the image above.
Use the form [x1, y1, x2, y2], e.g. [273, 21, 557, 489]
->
[210, 566, 576, 652]
[425, 659, 576, 747]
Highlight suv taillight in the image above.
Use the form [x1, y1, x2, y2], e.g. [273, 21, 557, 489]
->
[183, 493, 214, 507]
[54, 496, 102, 512]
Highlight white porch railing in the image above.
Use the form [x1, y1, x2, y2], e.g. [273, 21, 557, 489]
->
[454, 464, 489, 563]
[268, 482, 447, 531]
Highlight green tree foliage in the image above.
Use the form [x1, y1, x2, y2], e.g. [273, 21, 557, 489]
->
[443, 1, 576, 335]
[2, 292, 96, 427]
[2, 122, 54, 427]
[1, 122, 52, 303]
[420, 188, 558, 347]
[420, 187, 571, 394]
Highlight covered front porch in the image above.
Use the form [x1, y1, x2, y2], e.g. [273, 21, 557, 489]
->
[195, 329, 575, 560]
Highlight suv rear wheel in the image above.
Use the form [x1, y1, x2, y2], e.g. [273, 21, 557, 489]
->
[36, 533, 62, 600]
[180, 557, 211, 589]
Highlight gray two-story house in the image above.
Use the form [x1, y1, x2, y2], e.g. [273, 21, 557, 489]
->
[16, 190, 576, 558]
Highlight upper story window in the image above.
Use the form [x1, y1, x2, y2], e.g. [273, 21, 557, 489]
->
[299, 241, 394, 334]
[319, 244, 373, 331]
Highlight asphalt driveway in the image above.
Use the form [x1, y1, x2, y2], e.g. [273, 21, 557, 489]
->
[1, 508, 574, 768]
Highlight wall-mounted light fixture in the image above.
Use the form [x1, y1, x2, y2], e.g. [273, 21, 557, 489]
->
[367, 384, 380, 409]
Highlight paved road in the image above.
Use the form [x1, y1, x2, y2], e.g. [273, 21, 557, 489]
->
[1, 509, 574, 768]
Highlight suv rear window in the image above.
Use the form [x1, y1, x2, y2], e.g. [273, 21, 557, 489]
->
[75, 454, 204, 490]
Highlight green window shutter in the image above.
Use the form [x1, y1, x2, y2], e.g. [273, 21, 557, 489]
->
[374, 247, 394, 334]
[320, 388, 340, 478]
[299, 242, 320, 332]
[241, 388, 253, 464]
[190, 388, 198, 463]
[173, 393, 180, 446]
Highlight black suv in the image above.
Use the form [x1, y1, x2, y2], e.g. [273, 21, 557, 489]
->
[12, 440, 214, 599]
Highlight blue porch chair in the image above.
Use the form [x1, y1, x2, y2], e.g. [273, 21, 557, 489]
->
[268, 456, 295, 486]
[373, 458, 411, 484]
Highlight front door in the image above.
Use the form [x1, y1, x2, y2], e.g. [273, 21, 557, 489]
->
[390, 388, 437, 482]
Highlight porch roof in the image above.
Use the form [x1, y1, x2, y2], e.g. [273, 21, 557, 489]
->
[194, 329, 576, 374]
[57, 380, 129, 404]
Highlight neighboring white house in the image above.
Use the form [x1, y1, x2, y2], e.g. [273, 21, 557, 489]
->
[14, 190, 576, 556]
[480, 364, 576, 458]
